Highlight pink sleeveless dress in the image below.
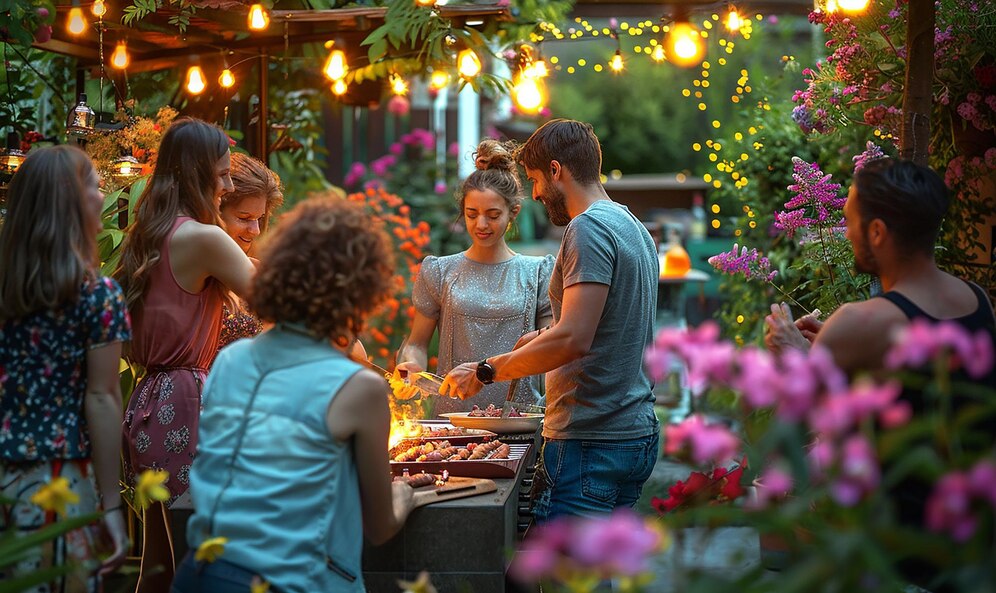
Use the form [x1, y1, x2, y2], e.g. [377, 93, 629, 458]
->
[122, 217, 224, 506]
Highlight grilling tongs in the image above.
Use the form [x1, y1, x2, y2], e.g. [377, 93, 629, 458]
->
[499, 378, 521, 418]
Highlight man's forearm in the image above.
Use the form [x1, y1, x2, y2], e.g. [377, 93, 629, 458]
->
[491, 325, 586, 381]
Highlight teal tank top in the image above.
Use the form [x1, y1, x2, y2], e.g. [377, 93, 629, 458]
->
[186, 326, 365, 592]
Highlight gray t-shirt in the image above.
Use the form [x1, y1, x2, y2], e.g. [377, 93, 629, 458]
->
[413, 252, 555, 415]
[544, 200, 660, 440]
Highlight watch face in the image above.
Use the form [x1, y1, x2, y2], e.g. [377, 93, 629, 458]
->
[476, 361, 495, 383]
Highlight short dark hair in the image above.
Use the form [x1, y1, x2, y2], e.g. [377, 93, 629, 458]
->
[853, 158, 949, 256]
[516, 119, 603, 185]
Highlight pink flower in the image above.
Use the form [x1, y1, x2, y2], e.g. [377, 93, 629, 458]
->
[569, 511, 663, 575]
[878, 400, 912, 429]
[807, 438, 834, 480]
[666, 415, 740, 466]
[389, 142, 403, 156]
[732, 348, 782, 409]
[926, 472, 976, 541]
[387, 95, 410, 116]
[433, 180, 447, 194]
[447, 142, 460, 157]
[967, 459, 996, 507]
[748, 466, 793, 510]
[829, 435, 879, 507]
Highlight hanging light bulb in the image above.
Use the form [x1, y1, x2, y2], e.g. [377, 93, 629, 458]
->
[67, 6, 87, 35]
[725, 7, 742, 32]
[185, 65, 206, 94]
[415, 0, 435, 6]
[390, 73, 408, 96]
[512, 75, 544, 114]
[652, 44, 666, 62]
[824, 0, 839, 12]
[457, 49, 482, 78]
[219, 68, 236, 88]
[609, 49, 624, 72]
[666, 21, 704, 67]
[91, 0, 107, 18]
[331, 79, 348, 96]
[430, 69, 450, 90]
[533, 59, 549, 78]
[110, 41, 129, 69]
[837, 0, 869, 12]
[248, 3, 270, 31]
[323, 48, 348, 81]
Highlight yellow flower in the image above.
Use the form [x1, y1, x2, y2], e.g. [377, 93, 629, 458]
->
[133, 469, 170, 511]
[397, 571, 437, 593]
[30, 477, 79, 517]
[195, 536, 228, 563]
[250, 576, 270, 593]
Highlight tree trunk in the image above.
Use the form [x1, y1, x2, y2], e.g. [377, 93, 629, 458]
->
[900, 0, 934, 165]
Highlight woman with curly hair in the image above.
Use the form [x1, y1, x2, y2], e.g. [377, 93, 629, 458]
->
[0, 146, 131, 592]
[172, 197, 414, 593]
[216, 152, 283, 349]
[396, 138, 554, 414]
[114, 118, 254, 593]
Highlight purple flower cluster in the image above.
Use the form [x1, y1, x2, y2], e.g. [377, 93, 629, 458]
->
[509, 510, 664, 583]
[343, 128, 439, 188]
[926, 459, 996, 541]
[773, 157, 844, 238]
[852, 141, 886, 172]
[885, 318, 995, 379]
[665, 415, 740, 466]
[707, 243, 777, 282]
[955, 91, 996, 132]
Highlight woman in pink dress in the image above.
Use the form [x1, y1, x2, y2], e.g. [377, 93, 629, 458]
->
[115, 118, 255, 593]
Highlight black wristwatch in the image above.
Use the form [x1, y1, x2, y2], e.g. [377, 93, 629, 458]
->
[475, 359, 496, 385]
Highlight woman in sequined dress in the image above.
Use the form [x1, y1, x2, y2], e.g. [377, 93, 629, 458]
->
[216, 152, 283, 350]
[396, 139, 554, 415]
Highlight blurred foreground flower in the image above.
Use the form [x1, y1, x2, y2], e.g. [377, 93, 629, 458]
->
[195, 536, 228, 563]
[510, 510, 666, 590]
[250, 576, 270, 593]
[397, 570, 437, 593]
[132, 469, 170, 511]
[30, 476, 79, 517]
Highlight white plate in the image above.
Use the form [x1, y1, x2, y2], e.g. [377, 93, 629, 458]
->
[439, 412, 544, 434]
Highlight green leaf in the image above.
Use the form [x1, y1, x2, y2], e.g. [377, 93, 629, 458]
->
[368, 38, 388, 63]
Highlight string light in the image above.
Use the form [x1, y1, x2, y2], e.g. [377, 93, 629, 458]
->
[457, 49, 482, 78]
[533, 59, 549, 78]
[185, 65, 206, 94]
[331, 79, 348, 96]
[390, 73, 408, 95]
[67, 5, 87, 35]
[415, 0, 435, 6]
[323, 48, 348, 81]
[652, 44, 666, 62]
[725, 7, 742, 32]
[430, 69, 451, 90]
[110, 41, 129, 69]
[666, 21, 703, 67]
[248, 3, 270, 31]
[837, 0, 869, 12]
[609, 49, 624, 72]
[218, 68, 236, 88]
[91, 0, 107, 18]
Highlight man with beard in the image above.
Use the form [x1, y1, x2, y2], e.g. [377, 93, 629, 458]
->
[764, 157, 995, 379]
[441, 119, 661, 521]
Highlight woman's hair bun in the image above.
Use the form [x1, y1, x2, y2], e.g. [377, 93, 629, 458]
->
[473, 139, 517, 173]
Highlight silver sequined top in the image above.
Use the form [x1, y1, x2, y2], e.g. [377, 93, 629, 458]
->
[413, 252, 555, 415]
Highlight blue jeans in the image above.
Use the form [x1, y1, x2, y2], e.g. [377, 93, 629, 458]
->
[170, 551, 282, 593]
[532, 432, 660, 522]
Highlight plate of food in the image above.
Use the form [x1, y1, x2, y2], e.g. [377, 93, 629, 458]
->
[440, 404, 544, 434]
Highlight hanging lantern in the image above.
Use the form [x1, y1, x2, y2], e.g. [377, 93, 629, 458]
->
[0, 148, 26, 175]
[666, 21, 704, 67]
[430, 69, 450, 90]
[247, 3, 270, 31]
[323, 48, 348, 81]
[609, 50, 624, 72]
[111, 155, 141, 178]
[185, 66, 207, 94]
[67, 6, 87, 35]
[331, 79, 348, 96]
[512, 75, 545, 114]
[219, 68, 236, 88]
[91, 0, 107, 18]
[390, 73, 408, 96]
[457, 49, 482, 78]
[66, 93, 96, 137]
[110, 41, 129, 69]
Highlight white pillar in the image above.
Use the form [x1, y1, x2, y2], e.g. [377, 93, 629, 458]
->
[457, 84, 480, 177]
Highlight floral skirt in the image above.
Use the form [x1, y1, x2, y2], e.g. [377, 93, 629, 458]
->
[0, 458, 103, 593]
[122, 368, 206, 508]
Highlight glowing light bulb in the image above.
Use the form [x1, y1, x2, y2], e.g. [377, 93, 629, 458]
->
[67, 7, 87, 35]
[415, 0, 435, 6]
[390, 73, 408, 95]
[457, 49, 482, 78]
[331, 79, 348, 96]
[91, 0, 106, 18]
[652, 44, 666, 62]
[667, 22, 703, 67]
[219, 68, 235, 88]
[430, 70, 450, 90]
[185, 66, 206, 94]
[248, 4, 270, 31]
[726, 8, 742, 31]
[110, 41, 129, 69]
[533, 59, 549, 78]
[610, 50, 624, 72]
[837, 0, 869, 12]
[323, 49, 348, 81]
[512, 76, 544, 114]
[824, 0, 839, 12]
